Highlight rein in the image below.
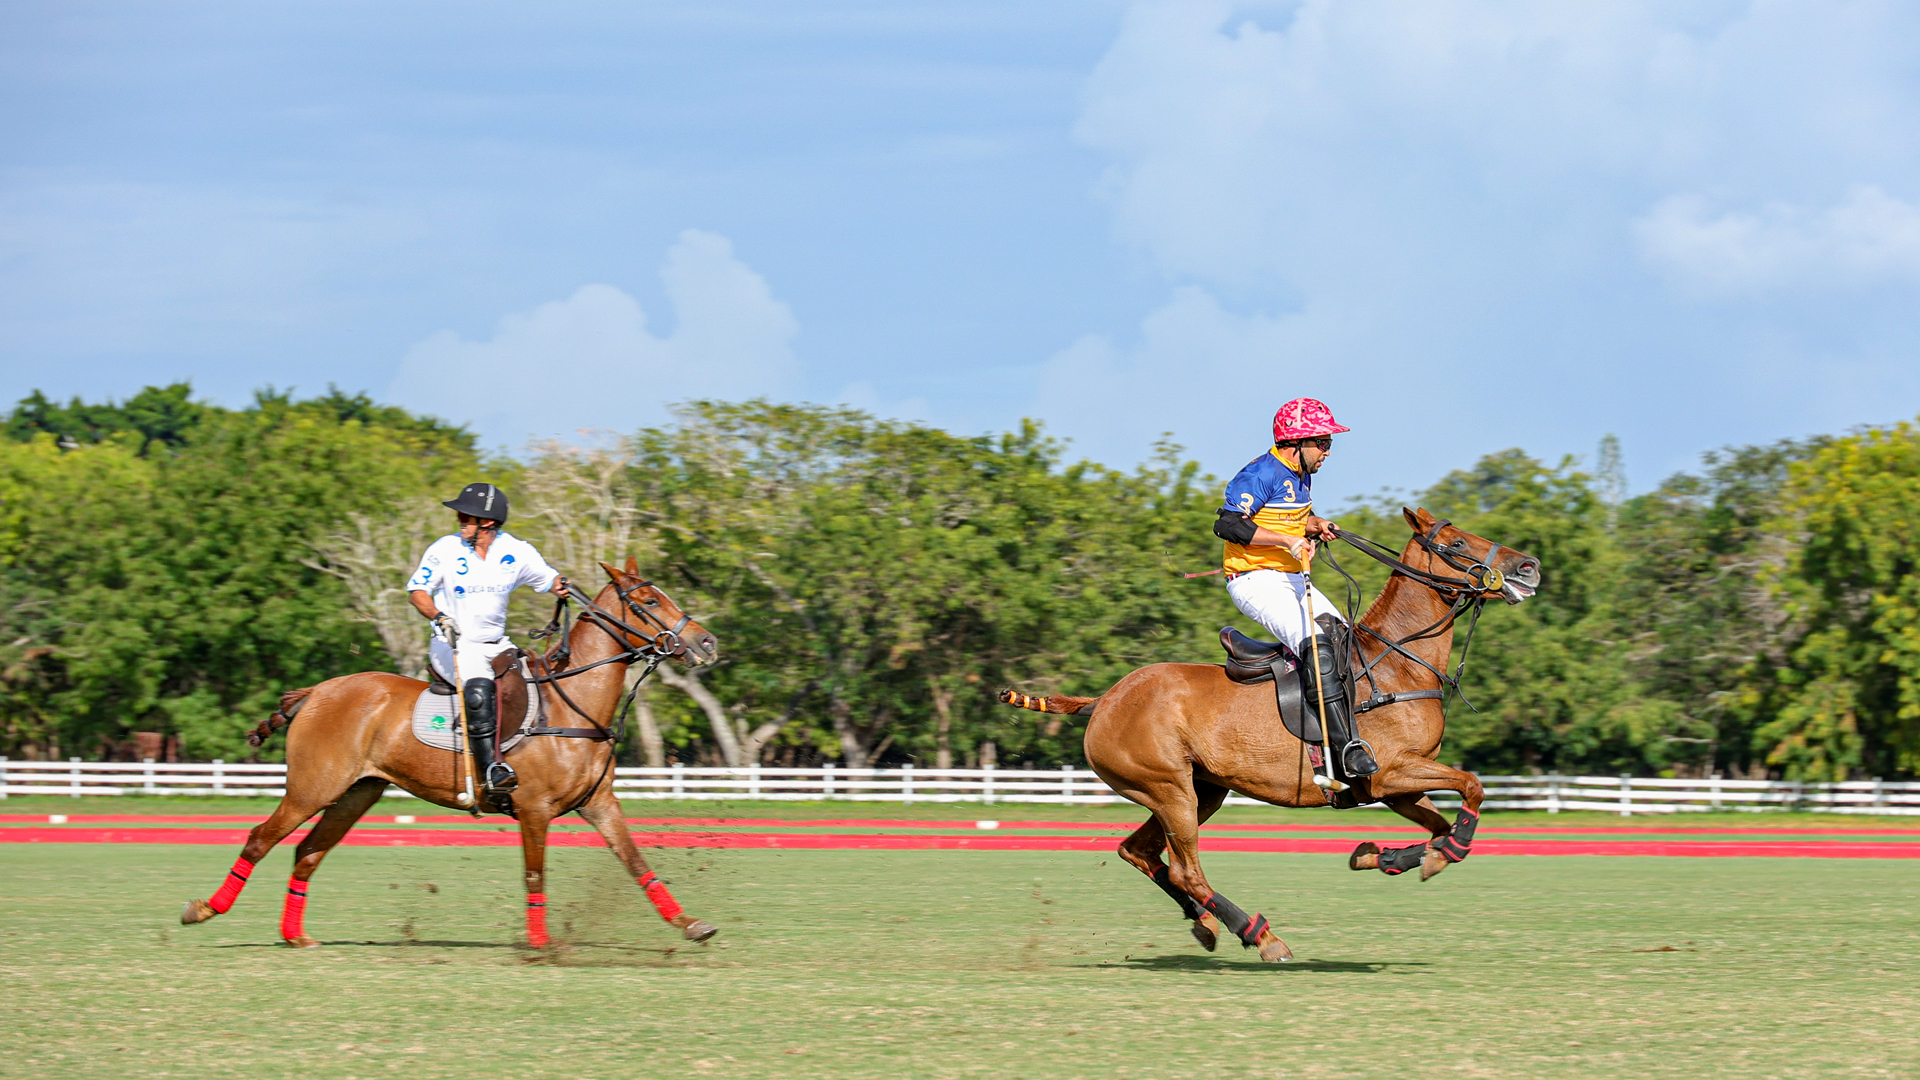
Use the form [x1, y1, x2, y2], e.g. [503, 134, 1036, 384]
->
[1318, 519, 1504, 718]
[521, 579, 689, 741]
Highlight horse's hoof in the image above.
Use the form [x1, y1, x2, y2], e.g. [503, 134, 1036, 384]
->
[1257, 936, 1294, 963]
[284, 935, 320, 949]
[1419, 846, 1450, 881]
[180, 899, 217, 925]
[1190, 917, 1218, 952]
[1349, 842, 1381, 872]
[682, 920, 719, 943]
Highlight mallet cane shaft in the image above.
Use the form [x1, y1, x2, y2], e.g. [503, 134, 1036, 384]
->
[1299, 542, 1347, 793]
[448, 624, 476, 808]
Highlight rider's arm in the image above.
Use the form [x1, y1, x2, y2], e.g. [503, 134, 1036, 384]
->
[408, 589, 439, 621]
[1214, 509, 1315, 560]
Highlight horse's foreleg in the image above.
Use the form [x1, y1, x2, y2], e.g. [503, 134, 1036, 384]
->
[575, 786, 718, 943]
[181, 795, 329, 926]
[1361, 759, 1485, 881]
[1160, 790, 1291, 962]
[275, 778, 387, 948]
[519, 811, 552, 949]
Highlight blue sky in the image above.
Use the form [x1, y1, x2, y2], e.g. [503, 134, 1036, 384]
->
[5, 1, 1919, 501]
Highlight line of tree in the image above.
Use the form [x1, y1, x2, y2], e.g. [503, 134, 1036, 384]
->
[2, 385, 1915, 780]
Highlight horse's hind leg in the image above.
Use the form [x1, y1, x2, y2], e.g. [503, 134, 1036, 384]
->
[274, 777, 387, 948]
[575, 784, 718, 943]
[1117, 807, 1220, 951]
[1348, 793, 1450, 873]
[181, 785, 340, 927]
[1159, 785, 1292, 962]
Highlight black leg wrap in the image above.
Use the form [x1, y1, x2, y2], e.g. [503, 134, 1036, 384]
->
[1148, 865, 1204, 922]
[1433, 807, 1479, 863]
[1377, 843, 1427, 876]
[1200, 891, 1267, 948]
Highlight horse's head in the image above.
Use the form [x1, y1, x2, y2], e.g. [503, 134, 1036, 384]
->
[595, 556, 720, 665]
[1401, 508, 1542, 605]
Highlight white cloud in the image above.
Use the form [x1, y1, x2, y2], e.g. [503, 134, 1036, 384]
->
[1636, 186, 1920, 295]
[1049, 1, 1920, 491]
[387, 230, 799, 445]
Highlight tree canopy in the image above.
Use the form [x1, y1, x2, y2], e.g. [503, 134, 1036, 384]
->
[4, 383, 1915, 780]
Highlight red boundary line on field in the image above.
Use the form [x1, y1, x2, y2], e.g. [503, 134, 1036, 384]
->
[4, 826, 1918, 858]
[5, 813, 1919, 838]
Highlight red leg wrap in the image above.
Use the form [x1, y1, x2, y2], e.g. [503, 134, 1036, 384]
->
[526, 893, 549, 949]
[279, 878, 308, 941]
[637, 871, 683, 922]
[207, 856, 255, 914]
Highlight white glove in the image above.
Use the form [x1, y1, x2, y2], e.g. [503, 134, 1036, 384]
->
[432, 613, 457, 644]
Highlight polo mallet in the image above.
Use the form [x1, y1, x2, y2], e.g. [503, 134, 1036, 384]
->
[447, 623, 476, 808]
[1299, 543, 1347, 793]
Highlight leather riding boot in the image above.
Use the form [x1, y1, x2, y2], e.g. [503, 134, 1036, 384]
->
[463, 677, 517, 793]
[1303, 621, 1378, 779]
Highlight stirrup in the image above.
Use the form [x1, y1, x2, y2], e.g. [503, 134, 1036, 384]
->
[1341, 739, 1379, 778]
[484, 761, 519, 793]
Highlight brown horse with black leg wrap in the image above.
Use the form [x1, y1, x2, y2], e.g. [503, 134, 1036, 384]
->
[1000, 508, 1541, 961]
[180, 558, 722, 950]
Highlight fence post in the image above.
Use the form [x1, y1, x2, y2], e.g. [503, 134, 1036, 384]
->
[982, 762, 995, 807]
[1710, 771, 1722, 811]
[70, 756, 83, 799]
[1546, 773, 1560, 814]
[0, 756, 7, 800]
[1789, 777, 1802, 811]
[1061, 763, 1074, 803]
[1618, 773, 1632, 817]
[212, 759, 225, 796]
[143, 758, 156, 795]
[671, 761, 684, 798]
[823, 761, 835, 799]
[748, 762, 761, 798]
[1872, 776, 1885, 810]
[902, 764, 914, 805]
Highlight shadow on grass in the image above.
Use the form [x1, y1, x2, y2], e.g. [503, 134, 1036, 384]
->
[214, 939, 513, 949]
[1097, 954, 1424, 974]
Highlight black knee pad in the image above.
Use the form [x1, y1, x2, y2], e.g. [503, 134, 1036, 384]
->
[463, 678, 498, 736]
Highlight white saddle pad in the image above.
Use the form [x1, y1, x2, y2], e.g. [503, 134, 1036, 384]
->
[410, 688, 464, 752]
[408, 667, 540, 753]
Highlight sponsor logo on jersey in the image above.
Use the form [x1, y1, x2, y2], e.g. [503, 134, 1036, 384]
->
[453, 585, 466, 596]
[501, 554, 516, 565]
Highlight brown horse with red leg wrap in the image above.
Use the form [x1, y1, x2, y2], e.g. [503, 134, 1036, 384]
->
[180, 558, 721, 949]
[1001, 509, 1541, 961]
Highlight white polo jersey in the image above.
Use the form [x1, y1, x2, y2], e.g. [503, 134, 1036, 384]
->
[406, 531, 561, 643]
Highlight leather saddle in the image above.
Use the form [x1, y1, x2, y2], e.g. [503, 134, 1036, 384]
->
[1218, 627, 1323, 743]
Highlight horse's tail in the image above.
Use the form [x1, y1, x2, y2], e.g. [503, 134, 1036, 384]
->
[997, 688, 1098, 716]
[247, 687, 315, 747]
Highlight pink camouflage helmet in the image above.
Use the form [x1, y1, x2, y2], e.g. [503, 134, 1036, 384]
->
[1272, 397, 1350, 443]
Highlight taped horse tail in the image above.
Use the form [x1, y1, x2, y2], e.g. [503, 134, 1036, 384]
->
[997, 689, 1098, 716]
[247, 687, 315, 747]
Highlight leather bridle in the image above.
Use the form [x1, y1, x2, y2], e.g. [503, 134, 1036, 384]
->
[1318, 519, 1518, 718]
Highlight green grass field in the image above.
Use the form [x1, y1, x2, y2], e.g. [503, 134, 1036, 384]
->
[2, 831, 1916, 1079]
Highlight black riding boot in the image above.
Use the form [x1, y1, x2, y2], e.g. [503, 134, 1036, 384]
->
[463, 677, 517, 794]
[1302, 618, 1378, 779]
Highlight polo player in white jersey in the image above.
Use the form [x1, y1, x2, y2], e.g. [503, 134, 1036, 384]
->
[406, 483, 570, 796]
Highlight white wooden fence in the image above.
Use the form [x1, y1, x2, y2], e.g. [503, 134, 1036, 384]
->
[4, 757, 1919, 815]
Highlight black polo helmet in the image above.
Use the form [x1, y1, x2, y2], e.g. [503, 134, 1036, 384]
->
[443, 482, 509, 525]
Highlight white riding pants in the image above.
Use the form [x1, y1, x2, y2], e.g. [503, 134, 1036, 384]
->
[428, 635, 519, 687]
[1225, 570, 1346, 653]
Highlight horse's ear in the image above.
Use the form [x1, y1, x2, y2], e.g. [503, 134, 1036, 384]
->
[624, 555, 639, 576]
[599, 560, 623, 583]
[1403, 507, 1437, 532]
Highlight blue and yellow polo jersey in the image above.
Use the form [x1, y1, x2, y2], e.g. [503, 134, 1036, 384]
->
[1220, 448, 1313, 574]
